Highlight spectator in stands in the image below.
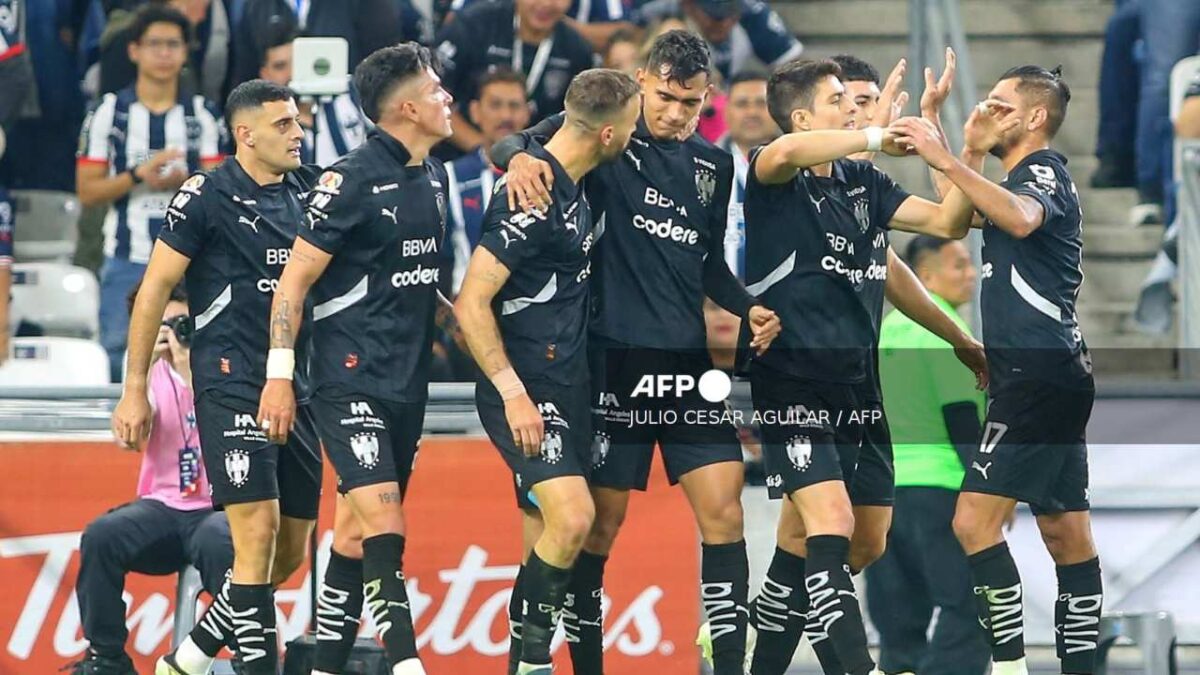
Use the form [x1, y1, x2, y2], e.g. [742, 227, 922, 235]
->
[441, 0, 636, 52]
[1089, 0, 1139, 190]
[70, 281, 233, 675]
[0, 0, 36, 131]
[1132, 69, 1200, 333]
[717, 69, 777, 280]
[97, 0, 232, 104]
[445, 67, 530, 293]
[255, 24, 371, 166]
[602, 28, 641, 74]
[865, 235, 989, 675]
[1128, 1, 1200, 226]
[76, 4, 223, 382]
[435, 0, 595, 151]
[631, 0, 801, 82]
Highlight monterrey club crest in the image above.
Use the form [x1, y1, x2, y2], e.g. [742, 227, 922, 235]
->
[351, 432, 381, 469]
[541, 430, 564, 464]
[696, 168, 717, 208]
[224, 449, 251, 487]
[591, 432, 611, 468]
[854, 198, 871, 233]
[786, 435, 813, 472]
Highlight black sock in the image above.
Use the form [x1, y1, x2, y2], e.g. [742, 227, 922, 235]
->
[750, 547, 809, 675]
[228, 583, 278, 674]
[507, 565, 525, 675]
[805, 535, 874, 675]
[191, 572, 233, 656]
[702, 540, 750, 675]
[564, 551, 606, 675]
[520, 550, 572, 666]
[362, 533, 419, 667]
[805, 611, 845, 675]
[313, 550, 364, 673]
[968, 542, 1026, 663]
[1056, 557, 1103, 674]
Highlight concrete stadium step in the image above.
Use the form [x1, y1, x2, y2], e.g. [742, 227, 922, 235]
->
[1085, 331, 1178, 376]
[1080, 188, 1143, 225]
[1083, 222, 1164, 258]
[1082, 257, 1156, 303]
[775, 0, 1109, 39]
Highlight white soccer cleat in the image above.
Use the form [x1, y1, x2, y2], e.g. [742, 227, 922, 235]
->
[154, 654, 190, 675]
[695, 620, 758, 673]
[515, 663, 553, 675]
[991, 657, 1029, 675]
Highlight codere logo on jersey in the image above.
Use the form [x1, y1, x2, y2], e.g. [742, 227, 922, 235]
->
[391, 265, 440, 288]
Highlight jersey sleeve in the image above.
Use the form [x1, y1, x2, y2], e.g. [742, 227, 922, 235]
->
[77, 94, 117, 167]
[476, 185, 554, 271]
[1187, 71, 1200, 98]
[1008, 161, 1069, 230]
[157, 173, 212, 258]
[298, 169, 361, 255]
[867, 163, 910, 230]
[740, 0, 803, 67]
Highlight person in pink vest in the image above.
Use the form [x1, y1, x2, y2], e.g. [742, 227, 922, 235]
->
[71, 281, 233, 675]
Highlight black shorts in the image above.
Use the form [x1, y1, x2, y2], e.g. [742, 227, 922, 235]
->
[477, 379, 592, 510]
[589, 343, 742, 490]
[750, 366, 868, 500]
[960, 379, 1095, 515]
[310, 392, 426, 495]
[848, 397, 895, 507]
[194, 392, 322, 519]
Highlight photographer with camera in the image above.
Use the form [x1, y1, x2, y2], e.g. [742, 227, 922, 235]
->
[70, 280, 233, 675]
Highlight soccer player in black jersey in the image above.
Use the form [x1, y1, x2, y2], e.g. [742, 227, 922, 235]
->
[112, 80, 322, 675]
[489, 31, 781, 675]
[894, 65, 1102, 675]
[743, 53, 991, 675]
[740, 58, 994, 675]
[455, 69, 642, 675]
[256, 43, 454, 675]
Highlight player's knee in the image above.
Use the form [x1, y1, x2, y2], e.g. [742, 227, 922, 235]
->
[1038, 519, 1095, 564]
[549, 505, 595, 554]
[849, 535, 886, 571]
[952, 502, 997, 552]
[333, 529, 364, 559]
[586, 507, 624, 552]
[802, 499, 855, 538]
[273, 540, 308, 583]
[697, 497, 744, 544]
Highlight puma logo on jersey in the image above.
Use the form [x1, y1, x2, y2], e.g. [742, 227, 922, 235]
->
[625, 149, 642, 172]
[972, 461, 993, 480]
[238, 215, 260, 232]
[810, 195, 826, 213]
[381, 207, 399, 224]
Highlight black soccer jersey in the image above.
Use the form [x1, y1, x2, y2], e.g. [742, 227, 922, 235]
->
[743, 155, 908, 383]
[477, 144, 594, 386]
[981, 149, 1091, 391]
[492, 114, 757, 350]
[299, 128, 448, 403]
[857, 225, 890, 403]
[158, 159, 320, 404]
[435, 1, 595, 124]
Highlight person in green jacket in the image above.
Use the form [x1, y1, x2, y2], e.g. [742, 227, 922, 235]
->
[864, 235, 990, 675]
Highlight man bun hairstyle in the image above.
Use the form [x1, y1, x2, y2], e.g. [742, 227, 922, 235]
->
[999, 64, 1071, 138]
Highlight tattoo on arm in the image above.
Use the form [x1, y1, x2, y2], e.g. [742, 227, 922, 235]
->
[270, 297, 296, 349]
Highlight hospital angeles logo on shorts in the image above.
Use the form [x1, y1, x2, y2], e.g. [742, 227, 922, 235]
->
[541, 430, 564, 464]
[225, 449, 251, 487]
[786, 435, 813, 472]
[351, 432, 381, 469]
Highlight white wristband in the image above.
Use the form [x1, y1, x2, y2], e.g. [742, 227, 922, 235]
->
[266, 348, 295, 381]
[864, 126, 884, 153]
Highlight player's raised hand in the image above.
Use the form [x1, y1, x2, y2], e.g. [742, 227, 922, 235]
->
[257, 378, 296, 445]
[747, 305, 781, 355]
[963, 99, 1020, 155]
[505, 153, 555, 213]
[889, 116, 954, 170]
[505, 393, 545, 457]
[920, 48, 956, 118]
[875, 58, 907, 125]
[953, 336, 990, 390]
[112, 391, 152, 450]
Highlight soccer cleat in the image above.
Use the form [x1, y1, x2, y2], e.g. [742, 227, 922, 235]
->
[695, 621, 714, 666]
[63, 650, 137, 675]
[696, 620, 757, 674]
[154, 653, 194, 675]
[990, 657, 1029, 675]
[514, 663, 554, 675]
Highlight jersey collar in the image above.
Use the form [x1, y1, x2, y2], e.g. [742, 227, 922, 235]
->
[808, 159, 850, 185]
[224, 156, 286, 195]
[371, 127, 415, 166]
